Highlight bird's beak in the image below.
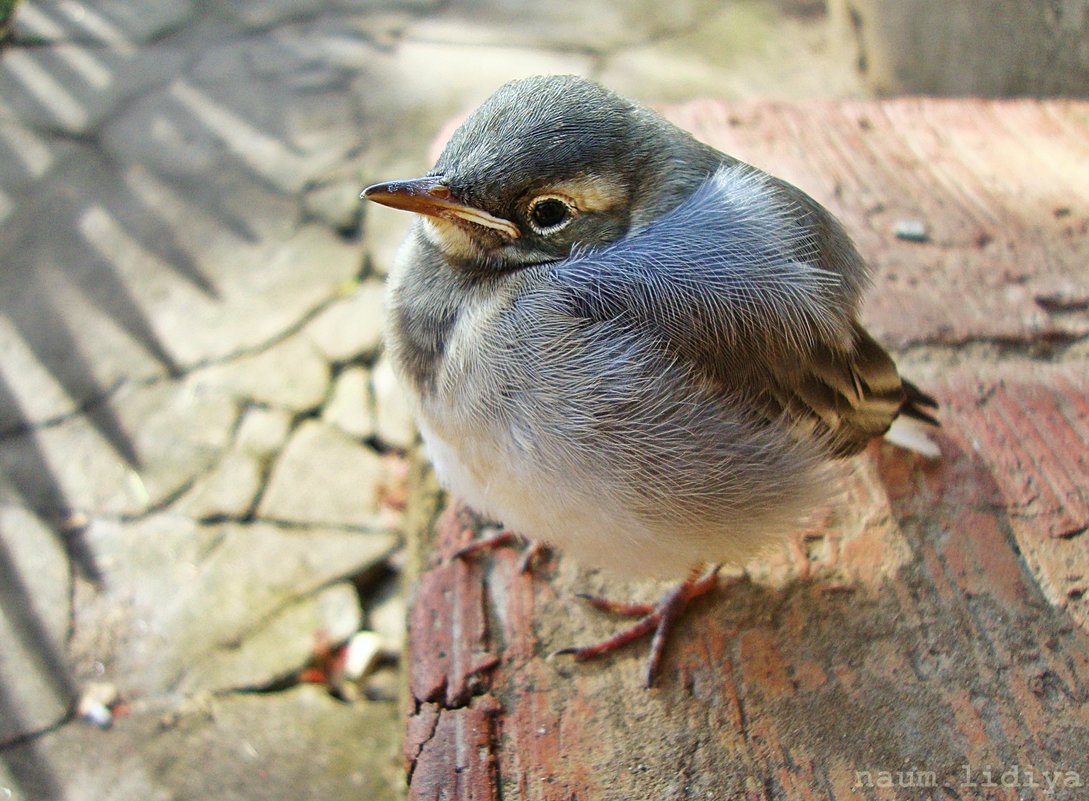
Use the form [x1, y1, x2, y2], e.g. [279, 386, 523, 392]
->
[361, 178, 520, 240]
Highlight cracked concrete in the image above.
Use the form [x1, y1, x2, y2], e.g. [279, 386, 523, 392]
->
[0, 0, 869, 798]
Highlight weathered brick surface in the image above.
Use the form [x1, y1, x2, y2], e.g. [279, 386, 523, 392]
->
[405, 99, 1089, 800]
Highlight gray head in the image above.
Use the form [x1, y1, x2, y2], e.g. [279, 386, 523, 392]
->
[363, 75, 721, 271]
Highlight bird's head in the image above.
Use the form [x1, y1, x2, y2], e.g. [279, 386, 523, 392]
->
[362, 75, 717, 272]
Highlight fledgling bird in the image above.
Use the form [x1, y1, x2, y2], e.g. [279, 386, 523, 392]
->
[363, 75, 938, 686]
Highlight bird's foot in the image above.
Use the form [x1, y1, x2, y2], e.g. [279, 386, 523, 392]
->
[449, 530, 549, 575]
[552, 564, 721, 688]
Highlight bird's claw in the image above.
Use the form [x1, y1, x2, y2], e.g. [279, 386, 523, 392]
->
[448, 530, 549, 575]
[555, 564, 722, 688]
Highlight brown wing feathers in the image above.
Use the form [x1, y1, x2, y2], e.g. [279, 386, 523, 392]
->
[769, 321, 937, 457]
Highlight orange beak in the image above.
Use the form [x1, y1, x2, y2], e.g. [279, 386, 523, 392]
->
[361, 178, 520, 240]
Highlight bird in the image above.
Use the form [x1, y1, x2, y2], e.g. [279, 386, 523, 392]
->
[362, 75, 938, 687]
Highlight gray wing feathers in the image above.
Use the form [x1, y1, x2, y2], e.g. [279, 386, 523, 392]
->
[557, 166, 855, 362]
[555, 164, 909, 457]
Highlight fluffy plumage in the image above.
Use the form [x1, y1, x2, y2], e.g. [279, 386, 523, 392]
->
[372, 75, 937, 578]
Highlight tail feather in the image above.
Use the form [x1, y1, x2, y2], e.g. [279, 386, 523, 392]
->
[885, 415, 941, 459]
[885, 378, 941, 458]
[901, 379, 940, 427]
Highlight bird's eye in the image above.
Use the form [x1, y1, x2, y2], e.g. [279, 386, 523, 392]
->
[528, 197, 573, 232]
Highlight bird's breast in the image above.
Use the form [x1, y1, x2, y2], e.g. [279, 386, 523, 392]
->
[390, 254, 830, 578]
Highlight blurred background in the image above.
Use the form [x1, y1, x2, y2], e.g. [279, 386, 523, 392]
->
[1, 1, 1086, 799]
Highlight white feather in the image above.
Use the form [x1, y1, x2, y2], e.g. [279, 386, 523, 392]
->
[884, 417, 941, 459]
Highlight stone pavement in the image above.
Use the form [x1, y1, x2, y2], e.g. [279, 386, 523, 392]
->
[0, 1, 862, 799]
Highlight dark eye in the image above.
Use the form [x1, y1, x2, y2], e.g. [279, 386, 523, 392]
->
[529, 197, 572, 231]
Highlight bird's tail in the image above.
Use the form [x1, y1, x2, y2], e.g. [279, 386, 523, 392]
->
[901, 380, 940, 426]
[885, 380, 941, 458]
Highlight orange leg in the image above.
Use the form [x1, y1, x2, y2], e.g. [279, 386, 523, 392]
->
[553, 564, 722, 688]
